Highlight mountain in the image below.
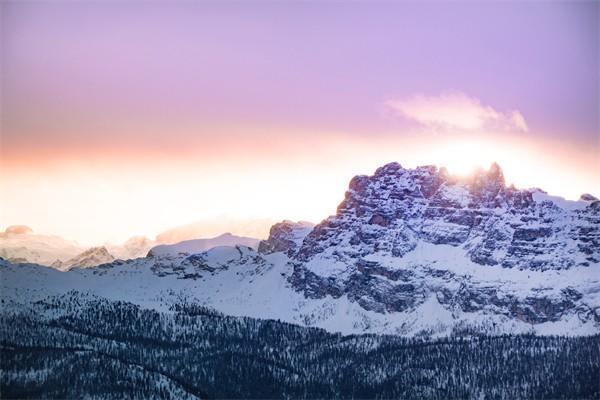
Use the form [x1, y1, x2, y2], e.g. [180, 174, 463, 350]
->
[289, 162, 600, 323]
[0, 226, 84, 265]
[155, 217, 276, 244]
[147, 233, 261, 257]
[107, 235, 156, 260]
[258, 220, 315, 256]
[0, 223, 264, 269]
[1, 162, 598, 337]
[3, 294, 597, 399]
[0, 227, 154, 267]
[60, 246, 116, 271]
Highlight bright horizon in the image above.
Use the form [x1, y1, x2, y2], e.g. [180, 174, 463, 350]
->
[1, 1, 599, 245]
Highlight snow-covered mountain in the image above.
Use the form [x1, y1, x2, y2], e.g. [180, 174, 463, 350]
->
[258, 220, 315, 256]
[148, 233, 261, 257]
[1, 163, 598, 337]
[290, 162, 600, 321]
[0, 227, 155, 267]
[60, 246, 116, 271]
[106, 235, 156, 260]
[155, 217, 275, 244]
[296, 162, 599, 269]
[0, 226, 84, 265]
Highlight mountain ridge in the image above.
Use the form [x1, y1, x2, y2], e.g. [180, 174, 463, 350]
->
[1, 162, 598, 337]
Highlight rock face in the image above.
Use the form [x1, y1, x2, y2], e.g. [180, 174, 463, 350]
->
[258, 220, 314, 256]
[290, 162, 600, 324]
[296, 162, 598, 269]
[63, 246, 115, 270]
[2, 162, 598, 337]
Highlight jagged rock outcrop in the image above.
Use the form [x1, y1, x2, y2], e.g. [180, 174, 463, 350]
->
[152, 245, 268, 280]
[258, 220, 314, 256]
[63, 246, 115, 270]
[2, 162, 598, 337]
[295, 162, 598, 269]
[289, 162, 599, 323]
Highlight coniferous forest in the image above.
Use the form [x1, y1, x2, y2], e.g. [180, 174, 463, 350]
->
[1, 293, 599, 399]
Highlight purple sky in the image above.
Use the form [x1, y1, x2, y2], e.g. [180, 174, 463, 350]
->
[2, 1, 598, 150]
[1, 1, 599, 243]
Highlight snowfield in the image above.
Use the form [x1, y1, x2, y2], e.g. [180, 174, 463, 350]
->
[1, 242, 598, 337]
[1, 163, 598, 338]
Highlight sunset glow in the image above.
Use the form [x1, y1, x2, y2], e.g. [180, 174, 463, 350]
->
[2, 130, 597, 244]
[1, 1, 598, 245]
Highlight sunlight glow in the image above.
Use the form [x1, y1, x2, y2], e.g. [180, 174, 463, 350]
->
[1, 132, 597, 244]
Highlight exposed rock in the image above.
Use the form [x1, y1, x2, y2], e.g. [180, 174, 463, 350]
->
[289, 162, 600, 320]
[63, 247, 115, 270]
[295, 162, 599, 270]
[3, 161, 597, 336]
[258, 220, 314, 256]
[580, 193, 598, 202]
[108, 236, 155, 260]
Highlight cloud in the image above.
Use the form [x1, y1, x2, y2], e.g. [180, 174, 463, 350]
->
[385, 91, 528, 132]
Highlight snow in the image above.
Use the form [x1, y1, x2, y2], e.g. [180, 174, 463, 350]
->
[439, 185, 471, 207]
[149, 233, 260, 257]
[284, 221, 315, 246]
[2, 240, 598, 338]
[2, 163, 598, 338]
[532, 190, 590, 211]
[0, 233, 84, 265]
[365, 241, 600, 296]
[304, 257, 350, 276]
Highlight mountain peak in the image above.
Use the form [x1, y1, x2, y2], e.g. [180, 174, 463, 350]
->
[470, 162, 505, 185]
[259, 220, 315, 256]
[580, 193, 598, 202]
[4, 225, 33, 235]
[63, 246, 115, 270]
[296, 160, 598, 270]
[374, 162, 404, 176]
[486, 161, 505, 183]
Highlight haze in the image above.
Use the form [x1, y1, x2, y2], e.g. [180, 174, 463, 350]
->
[1, 1, 598, 244]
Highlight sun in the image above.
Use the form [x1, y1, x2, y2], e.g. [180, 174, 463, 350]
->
[431, 140, 500, 177]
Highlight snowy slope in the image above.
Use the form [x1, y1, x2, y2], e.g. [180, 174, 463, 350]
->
[288, 162, 600, 326]
[258, 220, 315, 255]
[0, 226, 84, 265]
[1, 162, 598, 337]
[148, 233, 261, 257]
[0, 227, 154, 267]
[1, 242, 598, 337]
[61, 246, 115, 271]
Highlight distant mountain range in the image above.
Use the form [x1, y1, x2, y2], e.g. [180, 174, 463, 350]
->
[0, 228, 84, 266]
[2, 162, 598, 337]
[155, 217, 276, 244]
[0, 219, 272, 268]
[148, 233, 261, 258]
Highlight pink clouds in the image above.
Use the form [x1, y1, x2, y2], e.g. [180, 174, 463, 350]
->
[386, 91, 529, 133]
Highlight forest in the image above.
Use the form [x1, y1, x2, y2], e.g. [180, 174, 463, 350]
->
[1, 293, 599, 399]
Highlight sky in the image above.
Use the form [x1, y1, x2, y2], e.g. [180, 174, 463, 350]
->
[1, 1, 599, 245]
